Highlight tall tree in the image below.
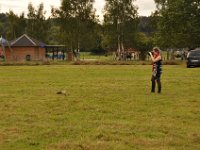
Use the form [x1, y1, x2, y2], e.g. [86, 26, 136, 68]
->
[27, 3, 50, 42]
[0, 13, 9, 37]
[17, 13, 27, 37]
[154, 0, 200, 48]
[103, 0, 138, 55]
[6, 11, 18, 39]
[5, 11, 26, 40]
[27, 3, 36, 36]
[53, 0, 97, 52]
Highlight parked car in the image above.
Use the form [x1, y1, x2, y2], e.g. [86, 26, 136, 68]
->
[187, 49, 200, 68]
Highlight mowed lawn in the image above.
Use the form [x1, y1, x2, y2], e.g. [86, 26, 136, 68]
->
[0, 65, 200, 150]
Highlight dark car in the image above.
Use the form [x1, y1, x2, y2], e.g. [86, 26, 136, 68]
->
[187, 49, 200, 68]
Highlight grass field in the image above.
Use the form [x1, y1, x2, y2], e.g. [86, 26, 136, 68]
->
[0, 65, 200, 150]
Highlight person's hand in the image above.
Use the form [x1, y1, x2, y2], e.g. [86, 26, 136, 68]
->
[149, 52, 153, 57]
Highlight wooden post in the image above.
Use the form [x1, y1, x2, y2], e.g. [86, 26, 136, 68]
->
[62, 50, 65, 60]
[57, 47, 59, 60]
[52, 47, 55, 60]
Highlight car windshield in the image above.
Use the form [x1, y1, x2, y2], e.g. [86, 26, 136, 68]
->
[189, 51, 200, 57]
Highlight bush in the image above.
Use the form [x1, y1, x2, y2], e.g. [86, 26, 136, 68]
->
[91, 47, 108, 55]
[162, 60, 183, 65]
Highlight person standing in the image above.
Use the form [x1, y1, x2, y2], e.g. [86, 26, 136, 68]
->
[149, 47, 162, 93]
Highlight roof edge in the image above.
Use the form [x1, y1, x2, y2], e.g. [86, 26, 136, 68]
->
[24, 34, 37, 46]
[11, 34, 37, 46]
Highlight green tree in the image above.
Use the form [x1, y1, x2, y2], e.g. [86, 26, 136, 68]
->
[17, 13, 27, 37]
[6, 11, 18, 39]
[5, 11, 26, 40]
[27, 3, 50, 42]
[0, 13, 9, 38]
[103, 0, 138, 55]
[154, 0, 200, 48]
[53, 0, 97, 52]
[134, 32, 153, 60]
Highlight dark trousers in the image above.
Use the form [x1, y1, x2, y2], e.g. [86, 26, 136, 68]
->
[151, 75, 161, 93]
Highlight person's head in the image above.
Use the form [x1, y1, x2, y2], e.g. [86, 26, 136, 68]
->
[152, 47, 161, 55]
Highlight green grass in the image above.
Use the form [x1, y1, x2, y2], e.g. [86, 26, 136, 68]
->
[79, 51, 179, 61]
[80, 52, 114, 60]
[0, 65, 200, 150]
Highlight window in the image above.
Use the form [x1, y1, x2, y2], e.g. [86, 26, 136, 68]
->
[26, 55, 31, 61]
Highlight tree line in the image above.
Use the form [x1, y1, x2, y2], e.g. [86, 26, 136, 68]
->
[0, 0, 199, 60]
[154, 0, 200, 49]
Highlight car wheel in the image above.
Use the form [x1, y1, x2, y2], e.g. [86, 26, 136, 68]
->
[187, 65, 190, 68]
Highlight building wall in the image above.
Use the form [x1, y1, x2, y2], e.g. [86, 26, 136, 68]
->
[0, 47, 46, 61]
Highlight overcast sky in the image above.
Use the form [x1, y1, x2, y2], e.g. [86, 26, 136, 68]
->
[0, 0, 156, 20]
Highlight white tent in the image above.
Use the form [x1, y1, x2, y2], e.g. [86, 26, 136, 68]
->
[0, 36, 8, 45]
[0, 36, 14, 61]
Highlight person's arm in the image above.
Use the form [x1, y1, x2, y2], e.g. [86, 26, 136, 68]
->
[149, 53, 161, 62]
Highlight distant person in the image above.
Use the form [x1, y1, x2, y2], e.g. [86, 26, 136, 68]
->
[149, 47, 162, 93]
[77, 50, 80, 60]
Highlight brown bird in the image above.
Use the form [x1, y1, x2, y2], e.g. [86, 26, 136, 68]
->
[56, 90, 67, 96]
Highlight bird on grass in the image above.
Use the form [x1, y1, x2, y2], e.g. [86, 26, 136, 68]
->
[56, 90, 67, 96]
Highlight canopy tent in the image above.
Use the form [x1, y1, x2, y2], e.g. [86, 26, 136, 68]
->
[0, 36, 8, 45]
[0, 36, 8, 59]
[45, 45, 66, 60]
[0, 36, 15, 61]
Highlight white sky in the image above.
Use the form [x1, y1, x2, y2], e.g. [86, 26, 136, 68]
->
[0, 0, 156, 20]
